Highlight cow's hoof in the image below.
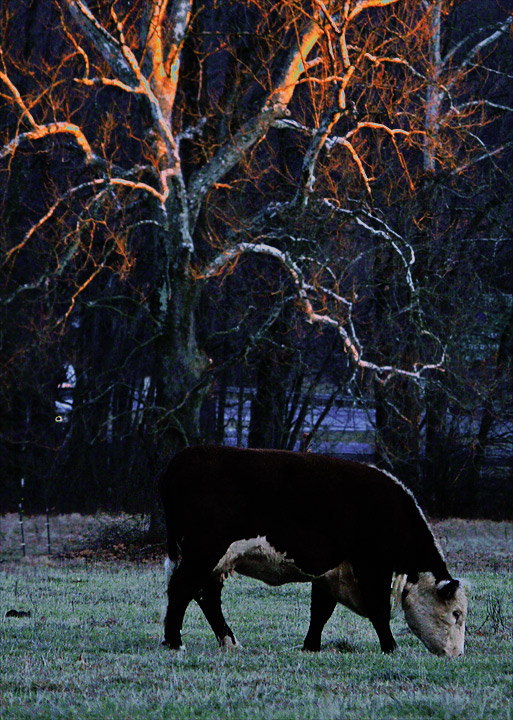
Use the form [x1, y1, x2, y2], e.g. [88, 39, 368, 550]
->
[381, 643, 397, 655]
[221, 636, 241, 650]
[162, 640, 186, 652]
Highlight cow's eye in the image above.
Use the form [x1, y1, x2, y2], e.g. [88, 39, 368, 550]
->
[453, 610, 461, 622]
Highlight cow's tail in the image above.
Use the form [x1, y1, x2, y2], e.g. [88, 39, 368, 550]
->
[158, 457, 183, 586]
[164, 556, 174, 585]
[163, 529, 183, 586]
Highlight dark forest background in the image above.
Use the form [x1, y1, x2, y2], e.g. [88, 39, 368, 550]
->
[1, 0, 512, 523]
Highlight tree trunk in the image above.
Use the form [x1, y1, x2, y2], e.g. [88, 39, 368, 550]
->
[424, 380, 452, 513]
[473, 306, 513, 474]
[248, 356, 289, 449]
[374, 375, 422, 487]
[147, 247, 209, 541]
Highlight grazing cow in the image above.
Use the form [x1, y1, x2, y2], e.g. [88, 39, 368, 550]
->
[159, 446, 467, 656]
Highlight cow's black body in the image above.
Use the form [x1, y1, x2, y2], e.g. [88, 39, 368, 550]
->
[159, 445, 452, 653]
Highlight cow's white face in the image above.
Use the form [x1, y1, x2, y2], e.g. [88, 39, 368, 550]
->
[402, 574, 467, 657]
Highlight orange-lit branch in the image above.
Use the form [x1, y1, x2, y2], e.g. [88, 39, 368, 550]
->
[0, 121, 94, 162]
[345, 0, 401, 24]
[327, 123, 421, 193]
[64, 0, 181, 171]
[2, 179, 105, 266]
[0, 69, 94, 161]
[2, 174, 166, 269]
[56, 262, 106, 329]
[188, 15, 325, 223]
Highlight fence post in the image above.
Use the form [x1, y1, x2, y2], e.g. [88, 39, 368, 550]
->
[46, 507, 51, 556]
[19, 478, 26, 558]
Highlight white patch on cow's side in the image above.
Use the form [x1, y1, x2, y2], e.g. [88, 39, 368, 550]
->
[214, 542, 409, 619]
[402, 573, 468, 657]
[213, 537, 312, 586]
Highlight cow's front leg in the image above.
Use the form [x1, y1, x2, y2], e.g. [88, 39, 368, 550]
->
[302, 581, 337, 652]
[369, 613, 397, 654]
[355, 565, 397, 654]
[195, 576, 240, 649]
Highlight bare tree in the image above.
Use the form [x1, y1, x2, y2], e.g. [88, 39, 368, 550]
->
[1, 0, 511, 514]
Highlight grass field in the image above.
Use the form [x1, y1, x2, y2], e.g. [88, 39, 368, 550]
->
[1, 514, 512, 719]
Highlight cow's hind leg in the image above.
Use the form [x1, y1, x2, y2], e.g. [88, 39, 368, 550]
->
[302, 581, 337, 652]
[163, 555, 219, 649]
[195, 576, 240, 649]
[163, 538, 237, 650]
[163, 559, 197, 649]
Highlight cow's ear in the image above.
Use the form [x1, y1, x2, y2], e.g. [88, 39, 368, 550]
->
[436, 579, 460, 600]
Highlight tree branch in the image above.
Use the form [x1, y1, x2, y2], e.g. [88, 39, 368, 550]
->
[63, 0, 182, 172]
[198, 241, 441, 382]
[0, 120, 94, 162]
[443, 17, 512, 78]
[144, 0, 193, 121]
[0, 68, 95, 161]
[61, 0, 135, 84]
[187, 17, 325, 225]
